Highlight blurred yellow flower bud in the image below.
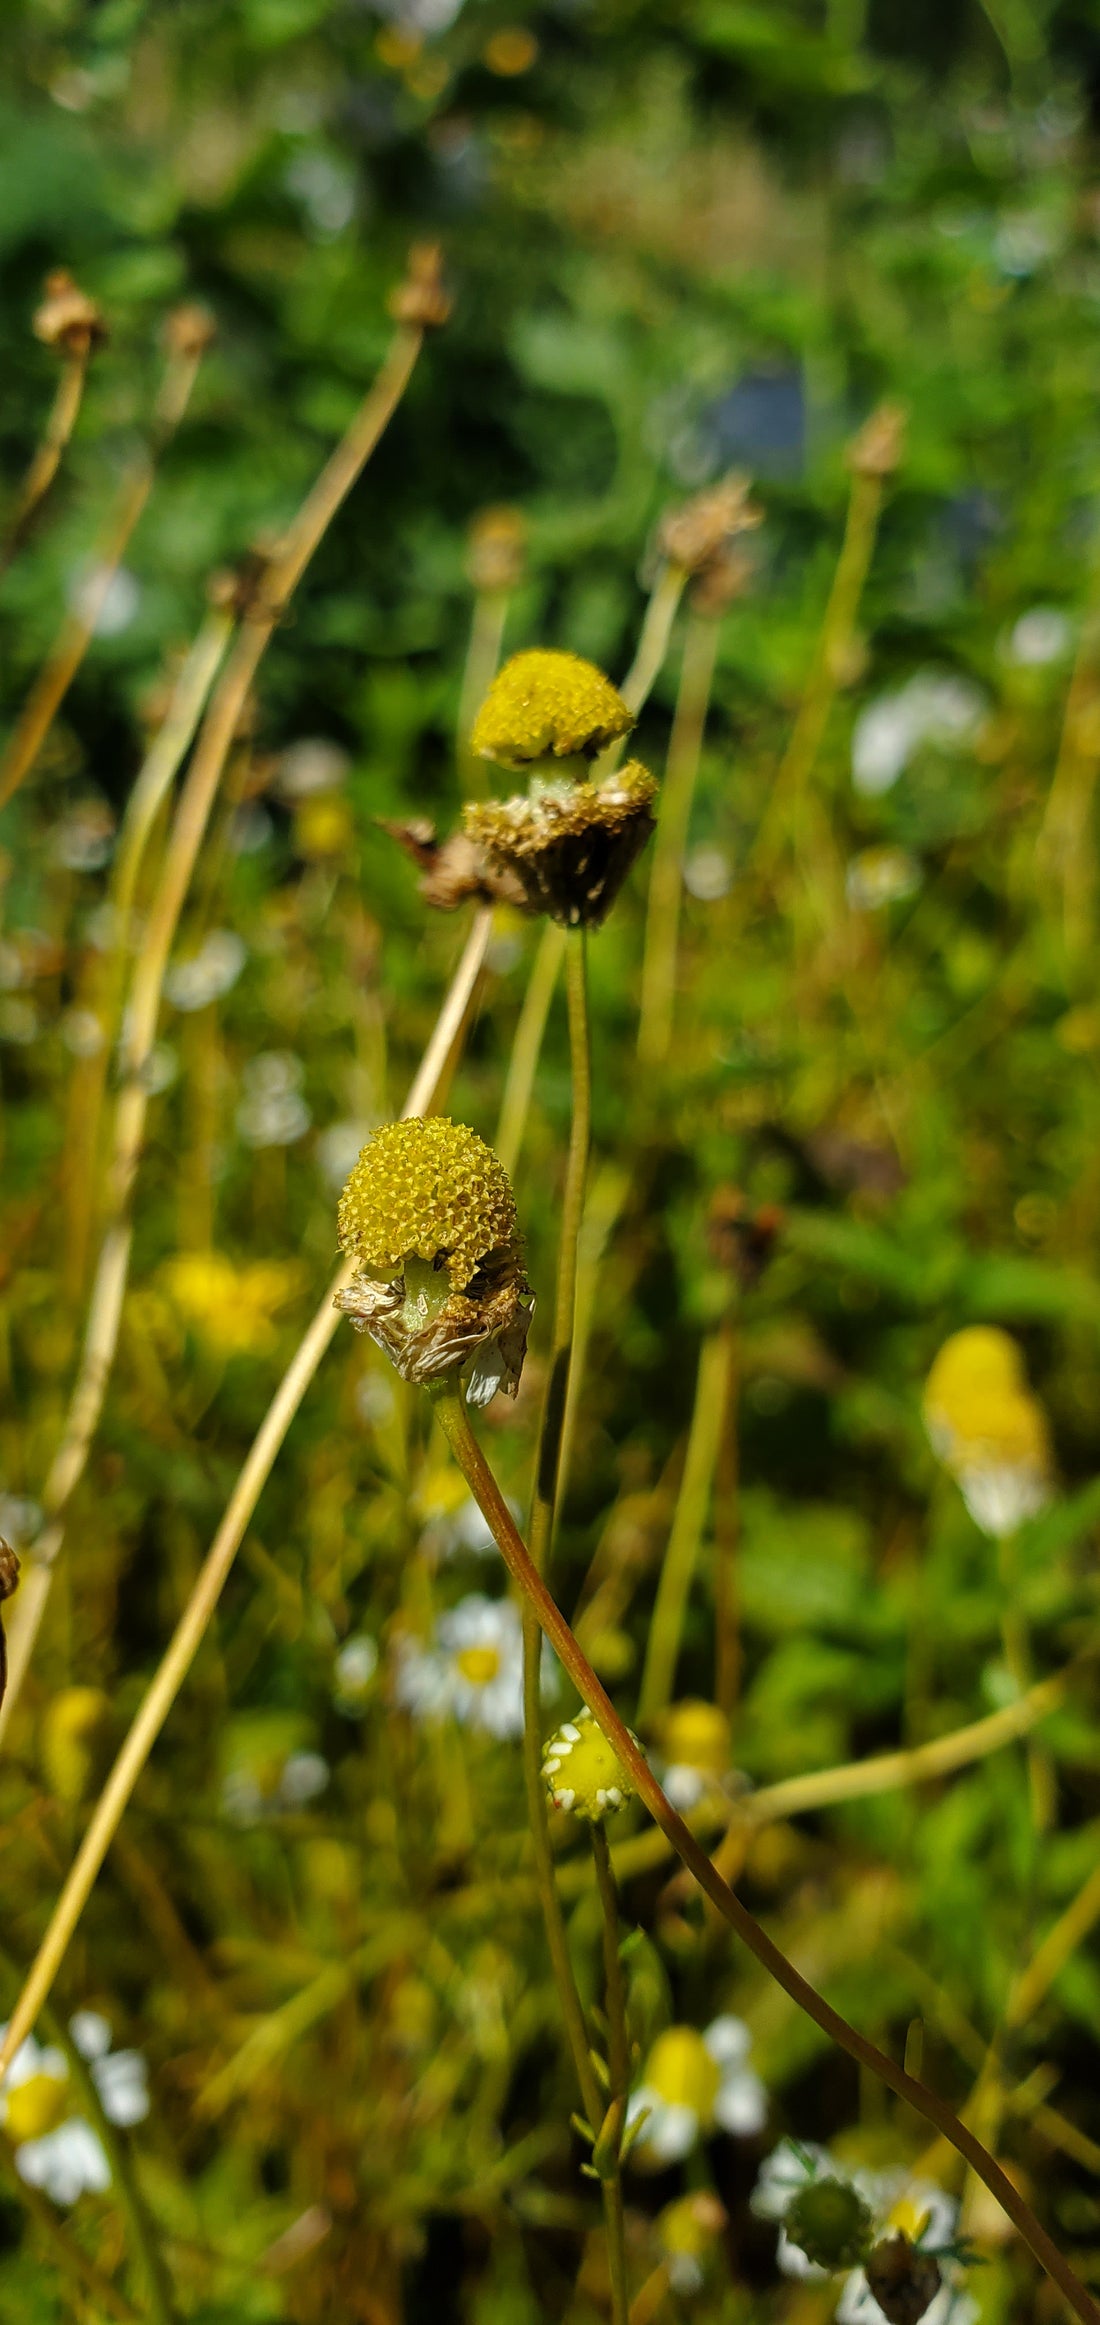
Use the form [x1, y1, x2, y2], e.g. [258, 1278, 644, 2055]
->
[542, 1704, 638, 1819]
[40, 1687, 113, 1805]
[470, 649, 633, 766]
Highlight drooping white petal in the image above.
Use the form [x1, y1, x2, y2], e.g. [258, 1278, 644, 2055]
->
[713, 2066, 767, 2136]
[70, 2011, 112, 2062]
[93, 2049, 150, 2128]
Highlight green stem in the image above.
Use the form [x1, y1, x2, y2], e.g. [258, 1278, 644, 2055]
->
[637, 609, 721, 1066]
[998, 1527, 1055, 1834]
[495, 923, 568, 1179]
[57, 2017, 179, 2325]
[638, 1327, 732, 1726]
[591, 1823, 630, 2325]
[458, 587, 510, 800]
[427, 1379, 1100, 2325]
[712, 1307, 741, 1718]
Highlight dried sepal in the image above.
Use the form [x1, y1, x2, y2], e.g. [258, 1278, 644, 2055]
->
[335, 1253, 533, 1404]
[657, 473, 762, 574]
[380, 818, 527, 912]
[464, 760, 657, 928]
[388, 242, 451, 329]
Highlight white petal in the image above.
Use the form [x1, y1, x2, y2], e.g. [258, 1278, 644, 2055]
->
[703, 2014, 751, 2068]
[777, 2227, 829, 2281]
[662, 1762, 705, 1811]
[465, 1344, 505, 1408]
[17, 2120, 110, 2205]
[70, 2011, 111, 2061]
[713, 2068, 768, 2136]
[639, 2101, 699, 2165]
[93, 2050, 149, 2127]
[836, 2270, 882, 2323]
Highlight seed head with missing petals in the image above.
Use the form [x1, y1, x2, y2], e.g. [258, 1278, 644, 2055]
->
[542, 1705, 639, 1820]
[471, 650, 634, 766]
[338, 1118, 517, 1293]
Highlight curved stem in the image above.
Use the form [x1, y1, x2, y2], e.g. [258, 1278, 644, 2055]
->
[0, 347, 90, 578]
[591, 1824, 630, 2325]
[428, 1383, 1100, 2325]
[0, 910, 491, 2085]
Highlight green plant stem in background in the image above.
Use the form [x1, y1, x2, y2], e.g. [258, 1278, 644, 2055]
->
[637, 608, 721, 1066]
[0, 907, 492, 2095]
[495, 922, 568, 1178]
[712, 1307, 741, 1718]
[457, 587, 510, 799]
[997, 1527, 1055, 1834]
[0, 328, 209, 814]
[1036, 570, 1100, 965]
[638, 1326, 732, 1726]
[590, 1822, 631, 2325]
[426, 1381, 1100, 2325]
[0, 2146, 140, 2322]
[0, 343, 92, 580]
[616, 560, 688, 725]
[0, 300, 429, 1743]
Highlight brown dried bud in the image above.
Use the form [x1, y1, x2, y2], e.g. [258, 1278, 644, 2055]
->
[689, 543, 755, 618]
[466, 506, 527, 595]
[658, 473, 762, 574]
[847, 401, 907, 479]
[464, 760, 657, 928]
[163, 302, 217, 359]
[0, 1537, 20, 1710]
[33, 270, 107, 356]
[864, 2235, 942, 2325]
[706, 1188, 783, 1286]
[380, 818, 528, 912]
[388, 242, 452, 329]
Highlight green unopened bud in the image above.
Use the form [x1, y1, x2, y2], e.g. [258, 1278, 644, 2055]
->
[785, 2178, 874, 2272]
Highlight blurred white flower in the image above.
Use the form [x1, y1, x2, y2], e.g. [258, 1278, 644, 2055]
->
[50, 799, 115, 871]
[0, 999, 39, 1045]
[994, 212, 1054, 278]
[355, 1370, 397, 1427]
[0, 1494, 43, 1546]
[683, 845, 732, 901]
[333, 1633, 379, 1714]
[236, 1051, 311, 1148]
[164, 929, 246, 1012]
[393, 1594, 527, 1737]
[68, 565, 141, 638]
[846, 846, 922, 913]
[221, 1746, 330, 1825]
[317, 1120, 377, 1192]
[852, 674, 985, 797]
[285, 150, 356, 239]
[228, 804, 274, 855]
[141, 1042, 179, 1095]
[1004, 607, 1073, 666]
[0, 2015, 149, 2207]
[626, 2017, 767, 2165]
[278, 1750, 330, 1807]
[275, 739, 350, 800]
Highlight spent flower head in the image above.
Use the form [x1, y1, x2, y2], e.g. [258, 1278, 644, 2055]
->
[336, 1118, 532, 1405]
[542, 1705, 638, 1820]
[470, 649, 633, 766]
[465, 760, 657, 928]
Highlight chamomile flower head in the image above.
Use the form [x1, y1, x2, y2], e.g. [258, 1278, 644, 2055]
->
[656, 1698, 732, 1811]
[753, 2143, 976, 2325]
[655, 2191, 729, 2296]
[394, 1594, 528, 1737]
[0, 2015, 149, 2208]
[542, 1704, 638, 1820]
[470, 649, 633, 767]
[336, 1119, 533, 1405]
[465, 760, 657, 929]
[923, 1326, 1052, 1538]
[626, 2016, 767, 2166]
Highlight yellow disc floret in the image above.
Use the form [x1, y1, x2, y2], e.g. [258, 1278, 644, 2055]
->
[470, 649, 634, 765]
[542, 1704, 639, 1820]
[338, 1118, 518, 1293]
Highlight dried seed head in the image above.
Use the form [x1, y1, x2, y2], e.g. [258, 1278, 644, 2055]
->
[380, 818, 528, 912]
[466, 506, 527, 595]
[470, 649, 634, 766]
[658, 473, 762, 573]
[542, 1705, 639, 1820]
[33, 270, 107, 356]
[689, 542, 756, 618]
[847, 401, 907, 478]
[464, 760, 657, 927]
[784, 2178, 874, 2273]
[163, 302, 217, 359]
[335, 1120, 532, 1405]
[863, 2233, 942, 2325]
[338, 1117, 517, 1292]
[388, 242, 452, 329]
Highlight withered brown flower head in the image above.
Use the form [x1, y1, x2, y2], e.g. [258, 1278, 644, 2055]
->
[163, 302, 217, 359]
[470, 650, 634, 766]
[847, 401, 907, 479]
[863, 2234, 942, 2325]
[466, 507, 527, 596]
[380, 818, 527, 913]
[335, 1118, 533, 1405]
[658, 473, 762, 575]
[464, 760, 657, 928]
[0, 1537, 20, 1710]
[388, 242, 452, 330]
[33, 271, 107, 357]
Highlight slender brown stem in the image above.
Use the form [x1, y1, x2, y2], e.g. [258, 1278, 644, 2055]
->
[428, 1383, 1100, 2325]
[0, 348, 90, 577]
[637, 609, 721, 1065]
[0, 908, 490, 2084]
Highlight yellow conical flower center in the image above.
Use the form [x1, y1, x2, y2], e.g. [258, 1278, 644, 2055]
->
[338, 1118, 518, 1293]
[661, 1699, 730, 1775]
[6, 2071, 71, 2143]
[542, 1706, 638, 1820]
[924, 1327, 1050, 1473]
[645, 2028, 720, 2122]
[470, 649, 633, 765]
[455, 1645, 501, 1686]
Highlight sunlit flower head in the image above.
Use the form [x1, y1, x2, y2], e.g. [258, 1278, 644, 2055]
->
[465, 760, 657, 929]
[393, 1594, 529, 1737]
[626, 2017, 766, 2166]
[159, 1253, 305, 1358]
[470, 649, 633, 766]
[542, 1705, 638, 1820]
[0, 2015, 149, 2208]
[923, 1327, 1052, 1537]
[336, 1118, 533, 1405]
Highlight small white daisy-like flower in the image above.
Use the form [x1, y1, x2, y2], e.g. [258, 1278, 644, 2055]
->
[542, 1704, 638, 1820]
[626, 2016, 767, 2166]
[333, 1633, 379, 1714]
[0, 2015, 149, 2207]
[164, 928, 246, 1012]
[752, 2142, 976, 2325]
[393, 1594, 528, 1738]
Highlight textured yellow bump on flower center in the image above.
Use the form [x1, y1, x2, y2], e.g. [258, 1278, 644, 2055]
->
[470, 649, 634, 765]
[456, 1645, 501, 1686]
[645, 2028, 720, 2122]
[660, 1698, 730, 1775]
[542, 1704, 638, 1820]
[5, 2072, 70, 2144]
[338, 1118, 518, 1293]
